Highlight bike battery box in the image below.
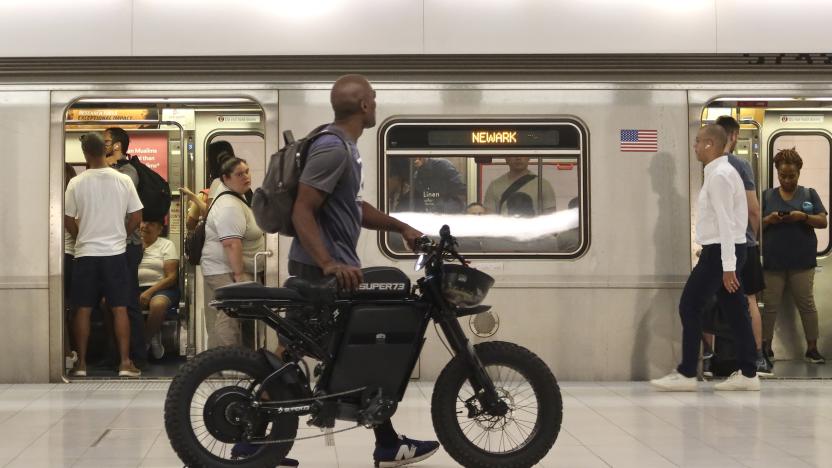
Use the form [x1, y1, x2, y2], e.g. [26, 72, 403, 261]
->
[327, 303, 427, 398]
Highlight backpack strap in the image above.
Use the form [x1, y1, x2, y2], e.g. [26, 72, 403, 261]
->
[498, 174, 538, 213]
[205, 191, 246, 219]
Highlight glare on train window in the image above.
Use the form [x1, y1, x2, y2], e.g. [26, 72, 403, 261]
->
[379, 119, 588, 258]
[769, 132, 831, 255]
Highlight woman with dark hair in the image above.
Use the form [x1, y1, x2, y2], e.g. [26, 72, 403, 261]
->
[199, 158, 264, 348]
[761, 148, 828, 364]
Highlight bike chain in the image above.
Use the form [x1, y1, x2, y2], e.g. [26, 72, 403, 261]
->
[248, 386, 368, 445]
[250, 423, 362, 445]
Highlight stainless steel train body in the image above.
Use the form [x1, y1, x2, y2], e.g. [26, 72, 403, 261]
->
[2, 55, 832, 382]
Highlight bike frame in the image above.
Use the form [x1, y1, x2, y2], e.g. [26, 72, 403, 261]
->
[216, 228, 507, 425]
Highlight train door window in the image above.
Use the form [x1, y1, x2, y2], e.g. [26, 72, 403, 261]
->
[205, 133, 266, 189]
[769, 133, 831, 254]
[380, 119, 588, 258]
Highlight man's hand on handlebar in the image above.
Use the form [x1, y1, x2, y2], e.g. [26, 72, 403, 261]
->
[323, 261, 363, 292]
[401, 226, 423, 251]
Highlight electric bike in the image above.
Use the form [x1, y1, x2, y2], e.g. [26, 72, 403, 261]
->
[164, 226, 562, 467]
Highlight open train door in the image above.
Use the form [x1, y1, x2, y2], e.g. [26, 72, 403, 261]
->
[695, 94, 832, 379]
[52, 91, 278, 380]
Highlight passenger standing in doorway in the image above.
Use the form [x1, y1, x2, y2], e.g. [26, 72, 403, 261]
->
[240, 75, 439, 467]
[200, 158, 263, 348]
[651, 124, 759, 391]
[104, 127, 148, 365]
[761, 148, 828, 364]
[65, 133, 143, 377]
[711, 116, 772, 375]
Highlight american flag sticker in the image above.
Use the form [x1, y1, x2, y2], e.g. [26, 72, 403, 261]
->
[620, 129, 658, 152]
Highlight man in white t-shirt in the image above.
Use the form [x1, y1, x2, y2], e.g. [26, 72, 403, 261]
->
[65, 132, 144, 377]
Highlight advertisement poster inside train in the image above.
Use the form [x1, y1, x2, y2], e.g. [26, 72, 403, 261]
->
[129, 132, 169, 181]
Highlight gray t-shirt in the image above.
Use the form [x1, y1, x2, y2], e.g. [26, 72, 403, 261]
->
[289, 126, 363, 268]
[114, 157, 143, 246]
[727, 154, 757, 246]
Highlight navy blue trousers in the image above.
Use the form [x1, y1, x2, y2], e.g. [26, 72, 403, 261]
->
[677, 244, 757, 378]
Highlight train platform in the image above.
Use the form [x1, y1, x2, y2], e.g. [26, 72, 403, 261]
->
[1, 380, 831, 467]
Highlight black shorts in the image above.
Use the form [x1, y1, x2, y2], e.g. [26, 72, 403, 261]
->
[71, 254, 131, 308]
[740, 245, 765, 295]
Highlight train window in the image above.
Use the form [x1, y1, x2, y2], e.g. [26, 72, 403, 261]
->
[206, 132, 266, 189]
[379, 119, 588, 259]
[769, 132, 831, 255]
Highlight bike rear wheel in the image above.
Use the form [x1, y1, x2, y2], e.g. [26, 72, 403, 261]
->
[432, 341, 562, 468]
[164, 346, 299, 468]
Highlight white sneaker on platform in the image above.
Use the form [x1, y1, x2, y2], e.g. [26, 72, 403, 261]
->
[650, 371, 697, 391]
[714, 371, 760, 391]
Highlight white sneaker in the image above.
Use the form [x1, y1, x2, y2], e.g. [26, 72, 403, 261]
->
[650, 371, 697, 391]
[150, 334, 165, 360]
[714, 371, 760, 391]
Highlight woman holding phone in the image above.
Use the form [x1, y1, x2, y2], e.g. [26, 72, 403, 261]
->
[761, 148, 828, 364]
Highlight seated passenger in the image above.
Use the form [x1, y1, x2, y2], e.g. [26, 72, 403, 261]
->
[466, 202, 486, 215]
[411, 157, 466, 213]
[483, 157, 556, 215]
[138, 220, 180, 359]
[505, 192, 535, 217]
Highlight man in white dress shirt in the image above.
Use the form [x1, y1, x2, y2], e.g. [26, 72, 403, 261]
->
[651, 124, 759, 391]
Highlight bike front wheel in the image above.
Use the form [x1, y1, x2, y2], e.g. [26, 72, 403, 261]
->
[431, 341, 562, 468]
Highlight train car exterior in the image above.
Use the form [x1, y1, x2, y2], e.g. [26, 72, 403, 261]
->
[3, 53, 832, 383]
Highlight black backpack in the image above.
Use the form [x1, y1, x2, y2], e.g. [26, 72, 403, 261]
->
[127, 155, 172, 222]
[185, 191, 244, 266]
[252, 125, 348, 236]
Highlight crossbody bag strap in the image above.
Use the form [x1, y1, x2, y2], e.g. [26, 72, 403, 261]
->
[498, 173, 538, 212]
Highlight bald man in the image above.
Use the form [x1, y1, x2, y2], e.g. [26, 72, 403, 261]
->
[651, 124, 759, 392]
[287, 75, 440, 466]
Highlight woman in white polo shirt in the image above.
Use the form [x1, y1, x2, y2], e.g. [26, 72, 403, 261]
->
[201, 157, 263, 348]
[138, 220, 179, 359]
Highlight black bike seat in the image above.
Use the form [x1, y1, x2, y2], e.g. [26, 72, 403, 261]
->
[214, 281, 304, 301]
[284, 276, 338, 303]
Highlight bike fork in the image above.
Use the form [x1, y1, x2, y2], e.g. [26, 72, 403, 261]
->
[437, 315, 507, 414]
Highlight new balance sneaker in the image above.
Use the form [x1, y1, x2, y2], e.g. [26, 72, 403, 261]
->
[230, 442, 299, 467]
[373, 435, 440, 467]
[805, 349, 826, 364]
[150, 333, 165, 360]
[714, 371, 760, 391]
[650, 371, 697, 392]
[756, 356, 774, 377]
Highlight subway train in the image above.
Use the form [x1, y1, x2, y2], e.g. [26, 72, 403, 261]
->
[3, 2, 832, 384]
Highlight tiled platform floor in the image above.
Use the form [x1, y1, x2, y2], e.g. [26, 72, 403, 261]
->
[1, 380, 831, 467]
